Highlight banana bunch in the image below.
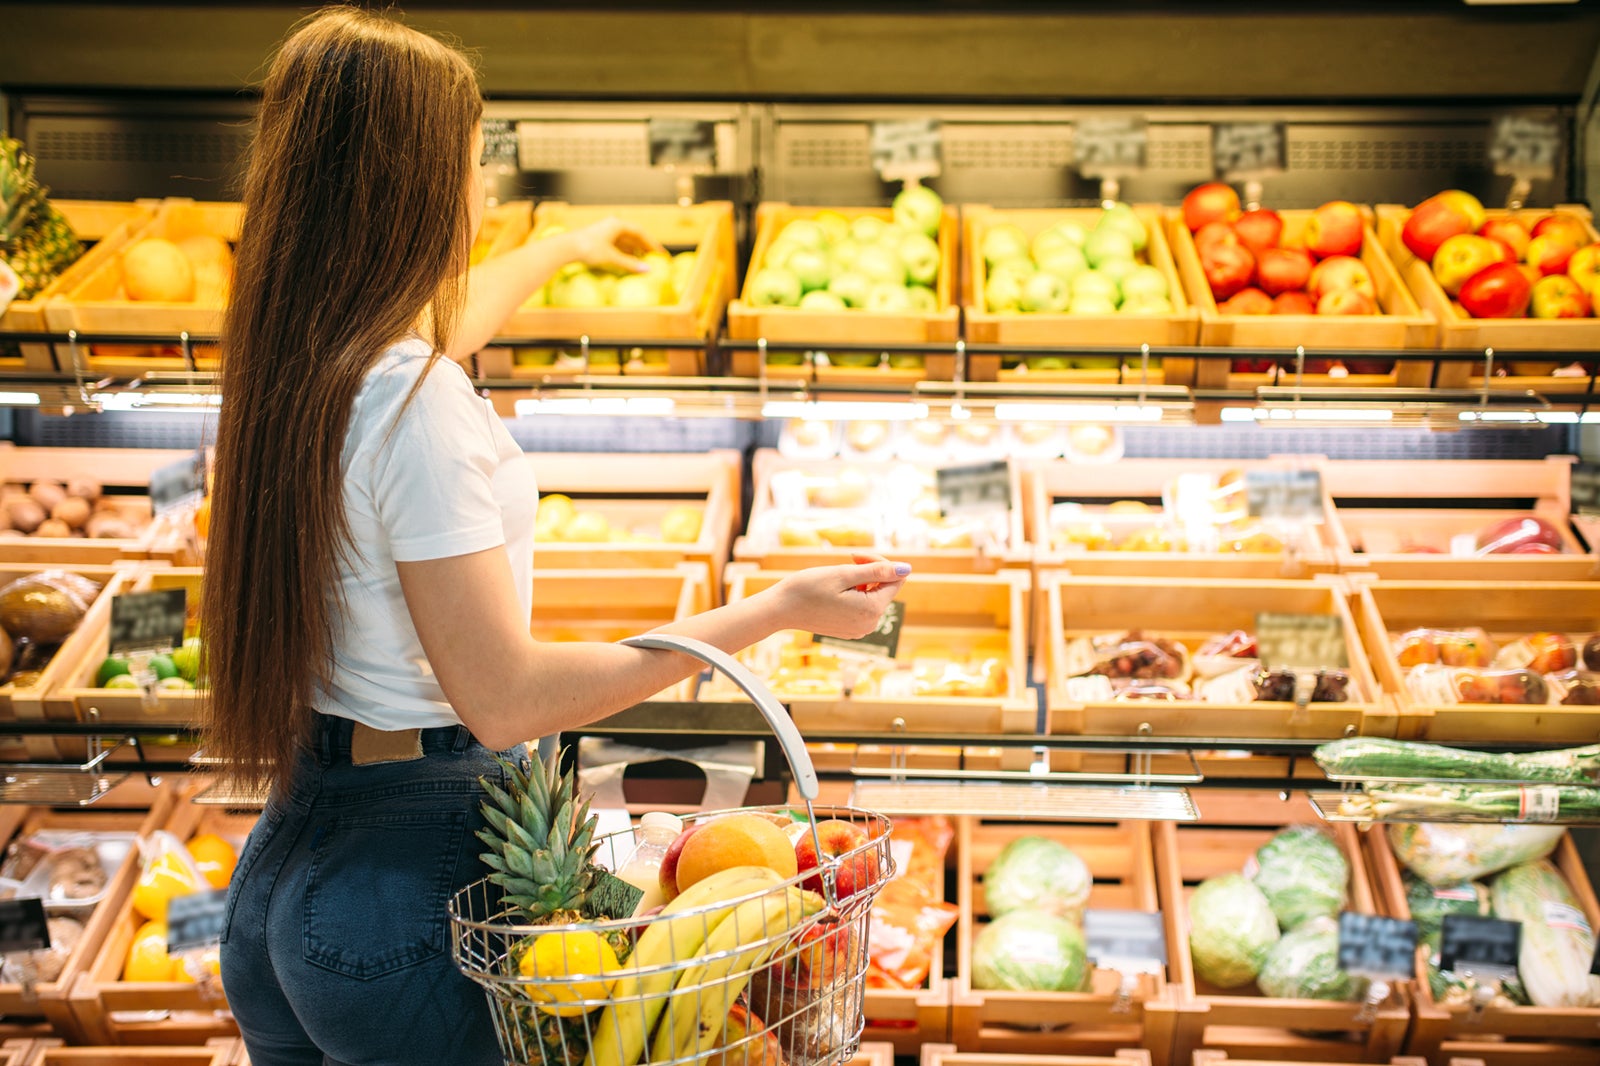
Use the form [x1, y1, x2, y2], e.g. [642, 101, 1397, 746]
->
[584, 865, 823, 1066]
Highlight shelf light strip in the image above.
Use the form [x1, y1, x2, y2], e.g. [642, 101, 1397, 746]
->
[759, 400, 929, 422]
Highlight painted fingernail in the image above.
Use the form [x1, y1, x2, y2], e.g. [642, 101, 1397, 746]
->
[894, 563, 912, 577]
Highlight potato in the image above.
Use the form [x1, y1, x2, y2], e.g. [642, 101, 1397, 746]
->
[51, 497, 91, 531]
[5, 498, 45, 534]
[35, 519, 71, 539]
[65, 477, 102, 502]
[85, 514, 134, 540]
[27, 481, 65, 512]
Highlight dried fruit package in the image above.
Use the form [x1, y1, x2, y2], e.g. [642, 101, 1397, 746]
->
[1495, 632, 1578, 674]
[1086, 632, 1189, 681]
[1404, 664, 1550, 706]
[866, 816, 957, 991]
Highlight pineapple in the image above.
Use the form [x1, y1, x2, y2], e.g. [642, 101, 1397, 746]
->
[1, 138, 82, 300]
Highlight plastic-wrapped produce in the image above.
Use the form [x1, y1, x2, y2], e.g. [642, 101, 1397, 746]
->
[0, 569, 101, 645]
[1403, 872, 1487, 948]
[1548, 670, 1600, 706]
[1087, 632, 1187, 681]
[1388, 822, 1563, 886]
[1257, 916, 1369, 1002]
[1490, 860, 1600, 1008]
[1495, 632, 1578, 673]
[1249, 826, 1348, 931]
[1404, 665, 1549, 706]
[1394, 628, 1496, 668]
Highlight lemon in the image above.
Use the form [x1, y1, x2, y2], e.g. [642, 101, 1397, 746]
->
[104, 675, 141, 691]
[518, 930, 619, 1017]
[186, 833, 238, 890]
[132, 854, 200, 922]
[123, 920, 174, 982]
[170, 638, 203, 683]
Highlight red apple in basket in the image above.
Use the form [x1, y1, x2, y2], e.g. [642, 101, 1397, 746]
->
[787, 920, 861, 991]
[1432, 234, 1507, 297]
[1233, 209, 1283, 257]
[1317, 289, 1378, 316]
[1402, 192, 1482, 262]
[1532, 213, 1591, 248]
[1308, 255, 1375, 302]
[1527, 233, 1580, 277]
[793, 818, 879, 900]
[1220, 288, 1273, 315]
[1193, 222, 1240, 253]
[1201, 242, 1256, 300]
[1568, 243, 1600, 297]
[1272, 291, 1317, 315]
[1458, 262, 1532, 319]
[1256, 247, 1314, 295]
[1183, 182, 1241, 232]
[1304, 201, 1366, 259]
[658, 824, 703, 901]
[1531, 275, 1592, 319]
[1478, 218, 1532, 262]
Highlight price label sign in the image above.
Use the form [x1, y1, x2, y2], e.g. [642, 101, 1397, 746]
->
[1073, 117, 1148, 175]
[1489, 114, 1562, 181]
[1440, 914, 1521, 975]
[110, 588, 188, 655]
[149, 449, 206, 517]
[870, 119, 943, 183]
[815, 600, 904, 661]
[937, 460, 1011, 519]
[167, 888, 230, 954]
[1338, 912, 1418, 980]
[1084, 908, 1167, 971]
[1256, 612, 1349, 672]
[583, 869, 645, 923]
[1245, 469, 1324, 523]
[1212, 122, 1287, 180]
[480, 119, 520, 167]
[647, 119, 718, 170]
[1571, 462, 1600, 517]
[0, 898, 49, 954]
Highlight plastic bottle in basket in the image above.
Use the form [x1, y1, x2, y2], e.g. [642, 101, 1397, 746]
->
[617, 812, 682, 916]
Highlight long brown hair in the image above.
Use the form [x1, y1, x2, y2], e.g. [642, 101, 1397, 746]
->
[202, 6, 483, 791]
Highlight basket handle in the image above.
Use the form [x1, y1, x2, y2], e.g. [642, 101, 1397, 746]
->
[620, 633, 819, 802]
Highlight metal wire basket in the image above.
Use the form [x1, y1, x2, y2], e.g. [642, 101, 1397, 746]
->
[450, 633, 896, 1066]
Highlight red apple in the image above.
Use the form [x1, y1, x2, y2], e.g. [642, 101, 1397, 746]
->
[1458, 261, 1533, 319]
[1308, 255, 1375, 301]
[1233, 209, 1284, 256]
[1478, 218, 1531, 262]
[1256, 247, 1314, 295]
[1304, 201, 1365, 259]
[1530, 274, 1593, 319]
[1476, 514, 1564, 554]
[1532, 213, 1590, 247]
[1201, 242, 1256, 300]
[1567, 242, 1600, 297]
[1193, 221, 1240, 252]
[793, 818, 879, 900]
[788, 921, 860, 991]
[1220, 287, 1273, 315]
[1183, 182, 1241, 233]
[1272, 291, 1316, 315]
[1317, 289, 1378, 315]
[1527, 234, 1580, 277]
[1402, 193, 1480, 262]
[1436, 190, 1489, 231]
[1432, 234, 1508, 297]
[658, 824, 703, 901]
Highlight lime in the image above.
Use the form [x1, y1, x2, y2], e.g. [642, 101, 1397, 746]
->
[156, 677, 193, 692]
[104, 675, 141, 690]
[170, 638, 202, 683]
[95, 657, 131, 687]
[149, 654, 177, 681]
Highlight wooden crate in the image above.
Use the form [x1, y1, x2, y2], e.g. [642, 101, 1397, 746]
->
[1323, 457, 1600, 582]
[848, 1043, 897, 1066]
[726, 203, 962, 379]
[1192, 1056, 1426, 1066]
[950, 818, 1177, 1063]
[71, 793, 256, 1047]
[1354, 578, 1600, 744]
[733, 449, 1030, 576]
[23, 1043, 240, 1065]
[1042, 574, 1392, 740]
[0, 200, 159, 372]
[1365, 822, 1600, 1066]
[47, 201, 242, 378]
[703, 565, 1035, 734]
[1155, 792, 1412, 1064]
[474, 200, 736, 378]
[963, 204, 1199, 386]
[923, 1045, 1154, 1066]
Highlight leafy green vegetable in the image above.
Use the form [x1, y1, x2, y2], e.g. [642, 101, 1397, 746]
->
[1189, 873, 1280, 989]
[972, 909, 1089, 992]
[1491, 859, 1600, 1008]
[1403, 871, 1487, 950]
[1257, 916, 1369, 1002]
[1341, 783, 1600, 824]
[1314, 737, 1600, 784]
[1250, 826, 1347, 931]
[1388, 822, 1563, 886]
[983, 835, 1091, 921]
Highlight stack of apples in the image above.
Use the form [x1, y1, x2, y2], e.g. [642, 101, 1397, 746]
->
[1181, 182, 1379, 317]
[1401, 190, 1599, 319]
[979, 203, 1173, 316]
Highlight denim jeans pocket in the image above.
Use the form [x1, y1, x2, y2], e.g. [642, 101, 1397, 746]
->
[301, 810, 467, 980]
[220, 801, 286, 947]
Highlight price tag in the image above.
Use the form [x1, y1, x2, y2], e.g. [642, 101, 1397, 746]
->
[1084, 908, 1167, 972]
[582, 868, 645, 922]
[110, 588, 188, 655]
[814, 600, 904, 661]
[1338, 912, 1418, 980]
[1256, 612, 1349, 671]
[0, 898, 48, 954]
[1073, 117, 1148, 175]
[1571, 462, 1600, 517]
[1212, 122, 1287, 180]
[937, 461, 1011, 519]
[647, 119, 718, 170]
[167, 888, 230, 954]
[480, 119, 520, 167]
[149, 449, 206, 517]
[1245, 469, 1324, 523]
[1489, 114, 1562, 181]
[870, 120, 943, 183]
[1439, 914, 1521, 974]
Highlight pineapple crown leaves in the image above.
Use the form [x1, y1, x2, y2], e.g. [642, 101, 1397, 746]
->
[475, 748, 603, 922]
[0, 138, 48, 251]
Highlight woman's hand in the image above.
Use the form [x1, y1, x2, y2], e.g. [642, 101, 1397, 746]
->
[770, 559, 911, 640]
[565, 217, 664, 275]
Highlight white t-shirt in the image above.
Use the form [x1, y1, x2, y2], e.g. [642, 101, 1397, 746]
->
[316, 337, 538, 730]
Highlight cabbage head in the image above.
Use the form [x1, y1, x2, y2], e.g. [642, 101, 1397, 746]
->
[1257, 916, 1368, 1001]
[1250, 826, 1348, 931]
[972, 909, 1089, 992]
[1189, 873, 1280, 989]
[983, 835, 1092, 921]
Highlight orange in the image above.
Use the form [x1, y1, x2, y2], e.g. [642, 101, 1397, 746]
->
[132, 854, 200, 922]
[185, 833, 238, 890]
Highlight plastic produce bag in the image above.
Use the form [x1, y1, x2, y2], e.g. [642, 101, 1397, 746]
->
[1394, 627, 1496, 668]
[1404, 665, 1550, 706]
[866, 817, 957, 991]
[0, 569, 101, 644]
[1257, 916, 1369, 1002]
[1249, 826, 1348, 931]
[1403, 871, 1487, 948]
[1388, 822, 1563, 886]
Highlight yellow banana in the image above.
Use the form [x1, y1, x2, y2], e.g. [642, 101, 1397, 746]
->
[583, 866, 783, 1066]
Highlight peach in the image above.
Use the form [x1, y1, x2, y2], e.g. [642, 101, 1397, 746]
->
[708, 1004, 784, 1066]
[676, 814, 798, 890]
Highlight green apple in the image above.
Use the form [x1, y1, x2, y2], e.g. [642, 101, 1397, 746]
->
[1032, 222, 1088, 263]
[749, 266, 802, 307]
[906, 285, 938, 312]
[892, 183, 945, 239]
[982, 224, 1031, 267]
[814, 210, 851, 244]
[877, 223, 913, 250]
[829, 270, 872, 308]
[985, 271, 1023, 312]
[1096, 202, 1148, 252]
[767, 350, 806, 366]
[800, 289, 848, 311]
[1020, 271, 1069, 313]
[888, 353, 926, 369]
[897, 233, 941, 286]
[1069, 294, 1119, 315]
[551, 272, 605, 309]
[642, 250, 672, 275]
[1094, 257, 1137, 288]
[830, 239, 862, 272]
[613, 273, 665, 308]
[1122, 294, 1174, 315]
[670, 251, 698, 295]
[856, 245, 907, 287]
[1025, 356, 1071, 370]
[1119, 264, 1169, 303]
[850, 215, 889, 245]
[778, 219, 829, 251]
[1071, 270, 1120, 305]
[1070, 356, 1121, 369]
[1036, 245, 1089, 284]
[831, 352, 881, 368]
[1084, 228, 1137, 269]
[866, 283, 914, 313]
[514, 348, 557, 366]
[788, 248, 833, 292]
[595, 273, 618, 304]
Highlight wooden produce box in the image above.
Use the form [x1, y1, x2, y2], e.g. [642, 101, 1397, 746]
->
[47, 201, 242, 378]
[0, 200, 159, 372]
[963, 204, 1199, 386]
[1355, 579, 1600, 744]
[734, 449, 1029, 576]
[950, 818, 1178, 1063]
[704, 566, 1035, 734]
[726, 203, 962, 381]
[71, 795, 255, 1046]
[1042, 574, 1391, 740]
[848, 1043, 897, 1066]
[1365, 823, 1600, 1066]
[1191, 1056, 1425, 1066]
[23, 1043, 241, 1065]
[923, 1045, 1155, 1066]
[0, 1042, 34, 1066]
[475, 200, 736, 378]
[1324, 457, 1599, 582]
[528, 451, 740, 597]
[1155, 792, 1412, 1064]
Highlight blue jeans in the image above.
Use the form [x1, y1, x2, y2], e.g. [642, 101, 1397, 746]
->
[220, 715, 518, 1066]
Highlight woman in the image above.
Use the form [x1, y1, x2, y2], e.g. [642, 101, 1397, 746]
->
[203, 9, 908, 1065]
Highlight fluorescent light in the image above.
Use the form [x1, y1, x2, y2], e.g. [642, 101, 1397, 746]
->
[515, 397, 676, 417]
[0, 392, 40, 406]
[1459, 411, 1539, 423]
[992, 403, 1165, 423]
[1220, 407, 1258, 422]
[1292, 407, 1393, 422]
[1538, 412, 1580, 424]
[759, 401, 928, 421]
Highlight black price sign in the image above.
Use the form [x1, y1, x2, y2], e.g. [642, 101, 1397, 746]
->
[1256, 612, 1350, 672]
[582, 868, 645, 923]
[1073, 118, 1149, 174]
[937, 461, 1011, 519]
[167, 888, 230, 954]
[1212, 122, 1287, 180]
[1571, 462, 1600, 517]
[647, 119, 718, 170]
[1440, 914, 1521, 974]
[149, 449, 206, 517]
[1489, 114, 1562, 181]
[110, 588, 188, 655]
[1245, 469, 1324, 523]
[0, 898, 49, 954]
[1338, 912, 1418, 980]
[481, 119, 520, 167]
[1084, 908, 1167, 969]
[815, 600, 904, 661]
[870, 119, 943, 182]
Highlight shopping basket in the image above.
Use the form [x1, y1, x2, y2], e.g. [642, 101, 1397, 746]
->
[450, 633, 896, 1066]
